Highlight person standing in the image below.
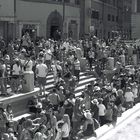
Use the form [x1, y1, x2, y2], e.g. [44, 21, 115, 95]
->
[23, 54, 33, 72]
[44, 44, 52, 72]
[36, 59, 48, 95]
[88, 48, 95, 71]
[98, 98, 106, 126]
[47, 89, 60, 111]
[10, 58, 22, 94]
[124, 87, 134, 109]
[0, 36, 5, 54]
[0, 59, 7, 95]
[60, 114, 71, 140]
[82, 110, 96, 138]
[73, 57, 80, 82]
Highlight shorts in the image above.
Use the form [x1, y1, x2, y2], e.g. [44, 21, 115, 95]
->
[37, 77, 46, 85]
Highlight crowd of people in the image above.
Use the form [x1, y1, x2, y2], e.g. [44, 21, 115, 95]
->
[0, 32, 140, 140]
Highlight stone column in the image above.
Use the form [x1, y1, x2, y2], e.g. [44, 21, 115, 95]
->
[84, 0, 91, 35]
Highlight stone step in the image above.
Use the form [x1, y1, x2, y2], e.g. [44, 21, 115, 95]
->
[5, 72, 95, 118]
[45, 73, 94, 91]
[46, 74, 93, 86]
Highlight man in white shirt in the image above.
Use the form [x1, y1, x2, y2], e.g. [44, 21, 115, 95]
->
[73, 57, 80, 82]
[36, 59, 48, 95]
[124, 87, 134, 109]
[98, 98, 106, 126]
[44, 44, 52, 71]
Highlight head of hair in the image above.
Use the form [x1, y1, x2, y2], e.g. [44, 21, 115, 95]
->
[63, 114, 71, 130]
[25, 119, 33, 128]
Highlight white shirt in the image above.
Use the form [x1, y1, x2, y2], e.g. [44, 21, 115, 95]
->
[132, 87, 138, 98]
[12, 64, 21, 75]
[0, 64, 6, 77]
[62, 123, 70, 138]
[74, 60, 80, 70]
[45, 49, 52, 60]
[36, 63, 48, 77]
[62, 42, 69, 52]
[24, 60, 33, 71]
[125, 91, 134, 102]
[98, 104, 106, 116]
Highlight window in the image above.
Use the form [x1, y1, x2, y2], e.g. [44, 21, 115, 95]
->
[75, 0, 80, 5]
[91, 10, 99, 20]
[64, 0, 70, 3]
[108, 14, 111, 21]
[112, 15, 115, 22]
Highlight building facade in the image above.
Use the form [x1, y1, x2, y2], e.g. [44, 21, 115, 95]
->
[80, 0, 132, 40]
[0, 0, 132, 41]
[131, 0, 140, 39]
[15, 0, 80, 40]
[0, 0, 16, 41]
[121, 0, 132, 39]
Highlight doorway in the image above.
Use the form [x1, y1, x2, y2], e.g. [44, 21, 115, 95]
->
[50, 26, 58, 39]
[47, 11, 63, 39]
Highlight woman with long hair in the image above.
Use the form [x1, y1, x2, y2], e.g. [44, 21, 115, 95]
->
[77, 110, 97, 139]
[60, 114, 71, 140]
[72, 97, 83, 135]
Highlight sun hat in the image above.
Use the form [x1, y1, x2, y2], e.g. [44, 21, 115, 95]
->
[94, 86, 101, 91]
[92, 99, 99, 104]
[56, 120, 64, 131]
[59, 86, 64, 90]
[84, 110, 92, 120]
